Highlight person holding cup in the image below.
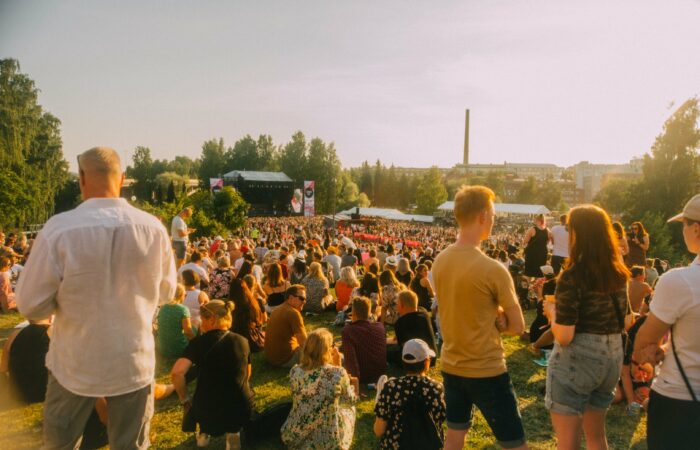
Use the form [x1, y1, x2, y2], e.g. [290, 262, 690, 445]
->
[543, 205, 632, 450]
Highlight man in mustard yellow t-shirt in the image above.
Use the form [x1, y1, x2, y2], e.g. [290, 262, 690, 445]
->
[432, 185, 529, 450]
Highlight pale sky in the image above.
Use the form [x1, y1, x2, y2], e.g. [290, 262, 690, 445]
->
[2, 0, 699, 172]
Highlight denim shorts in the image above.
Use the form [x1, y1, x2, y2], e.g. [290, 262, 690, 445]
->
[545, 333, 623, 416]
[442, 371, 526, 448]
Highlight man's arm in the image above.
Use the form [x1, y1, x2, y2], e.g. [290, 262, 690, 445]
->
[501, 304, 525, 336]
[632, 313, 669, 366]
[159, 232, 178, 306]
[171, 357, 193, 402]
[15, 233, 61, 319]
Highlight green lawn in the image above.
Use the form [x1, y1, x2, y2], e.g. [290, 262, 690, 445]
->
[0, 310, 648, 449]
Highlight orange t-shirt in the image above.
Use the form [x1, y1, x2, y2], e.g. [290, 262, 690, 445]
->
[335, 281, 355, 312]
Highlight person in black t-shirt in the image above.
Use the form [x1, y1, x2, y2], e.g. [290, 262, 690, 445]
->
[387, 291, 436, 365]
[171, 300, 253, 449]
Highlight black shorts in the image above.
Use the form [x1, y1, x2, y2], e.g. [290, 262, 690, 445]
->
[647, 389, 700, 449]
[173, 240, 186, 259]
[442, 371, 526, 448]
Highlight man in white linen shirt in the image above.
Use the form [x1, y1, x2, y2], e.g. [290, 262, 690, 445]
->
[16, 147, 177, 450]
[550, 214, 569, 275]
[634, 193, 700, 449]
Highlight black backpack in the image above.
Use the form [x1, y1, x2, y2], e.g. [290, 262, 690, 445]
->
[398, 391, 443, 450]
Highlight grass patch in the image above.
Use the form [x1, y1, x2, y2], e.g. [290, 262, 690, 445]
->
[0, 310, 648, 449]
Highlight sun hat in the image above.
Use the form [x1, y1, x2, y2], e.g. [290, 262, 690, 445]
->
[668, 193, 700, 223]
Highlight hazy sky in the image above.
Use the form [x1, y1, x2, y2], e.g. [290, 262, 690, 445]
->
[2, 0, 699, 172]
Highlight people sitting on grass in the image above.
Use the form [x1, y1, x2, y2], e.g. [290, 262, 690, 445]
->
[281, 328, 357, 450]
[614, 297, 654, 412]
[374, 338, 446, 450]
[351, 272, 382, 319]
[409, 263, 434, 312]
[335, 266, 360, 313]
[171, 300, 253, 450]
[208, 256, 234, 300]
[264, 285, 308, 367]
[395, 257, 414, 287]
[341, 296, 387, 384]
[628, 265, 653, 313]
[379, 269, 403, 326]
[387, 290, 437, 365]
[301, 262, 336, 313]
[0, 254, 17, 313]
[182, 269, 210, 331]
[157, 283, 195, 358]
[262, 262, 289, 313]
[178, 250, 210, 289]
[229, 278, 266, 353]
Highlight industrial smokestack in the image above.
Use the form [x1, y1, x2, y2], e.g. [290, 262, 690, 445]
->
[463, 109, 470, 165]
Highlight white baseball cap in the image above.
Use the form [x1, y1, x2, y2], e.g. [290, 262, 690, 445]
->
[402, 339, 436, 363]
[668, 193, 700, 223]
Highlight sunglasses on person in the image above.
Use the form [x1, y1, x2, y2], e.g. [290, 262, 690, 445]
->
[293, 294, 307, 302]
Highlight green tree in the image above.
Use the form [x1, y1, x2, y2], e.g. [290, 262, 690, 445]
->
[279, 131, 308, 182]
[536, 179, 563, 210]
[358, 161, 373, 200]
[0, 168, 32, 227]
[306, 138, 342, 214]
[357, 192, 371, 207]
[0, 58, 69, 228]
[516, 177, 538, 204]
[167, 156, 199, 177]
[127, 146, 156, 201]
[211, 186, 249, 231]
[594, 178, 635, 215]
[198, 138, 227, 187]
[415, 167, 447, 214]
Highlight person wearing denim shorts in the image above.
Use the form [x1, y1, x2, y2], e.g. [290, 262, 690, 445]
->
[432, 186, 528, 450]
[543, 205, 631, 450]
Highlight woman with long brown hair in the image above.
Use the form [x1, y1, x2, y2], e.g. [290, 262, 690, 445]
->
[626, 221, 650, 267]
[262, 262, 290, 312]
[229, 279, 266, 353]
[544, 205, 631, 450]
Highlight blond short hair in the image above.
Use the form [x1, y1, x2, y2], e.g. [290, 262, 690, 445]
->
[300, 328, 333, 370]
[453, 185, 495, 225]
[173, 283, 186, 302]
[398, 290, 418, 309]
[77, 147, 121, 176]
[200, 300, 234, 328]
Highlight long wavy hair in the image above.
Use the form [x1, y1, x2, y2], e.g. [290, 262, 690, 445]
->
[563, 205, 630, 292]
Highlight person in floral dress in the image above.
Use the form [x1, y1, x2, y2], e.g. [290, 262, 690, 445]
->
[208, 256, 234, 300]
[281, 328, 357, 450]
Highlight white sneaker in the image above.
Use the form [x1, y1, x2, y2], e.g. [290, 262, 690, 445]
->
[225, 432, 241, 450]
[375, 375, 389, 402]
[196, 432, 210, 447]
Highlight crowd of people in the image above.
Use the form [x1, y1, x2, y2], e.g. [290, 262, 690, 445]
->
[1, 147, 699, 450]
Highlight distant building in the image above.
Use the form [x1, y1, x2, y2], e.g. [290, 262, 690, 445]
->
[572, 159, 643, 202]
[455, 162, 563, 180]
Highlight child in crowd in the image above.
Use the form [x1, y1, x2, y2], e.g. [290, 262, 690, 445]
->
[374, 339, 446, 450]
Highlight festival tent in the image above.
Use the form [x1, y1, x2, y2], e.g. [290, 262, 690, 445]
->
[337, 208, 435, 223]
[437, 201, 551, 216]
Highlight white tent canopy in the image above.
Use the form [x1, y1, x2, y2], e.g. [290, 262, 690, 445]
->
[337, 207, 434, 223]
[437, 201, 550, 216]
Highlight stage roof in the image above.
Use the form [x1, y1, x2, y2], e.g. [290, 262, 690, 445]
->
[222, 170, 293, 183]
[437, 201, 550, 216]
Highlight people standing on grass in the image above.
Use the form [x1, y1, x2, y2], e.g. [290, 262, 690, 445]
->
[543, 205, 631, 450]
[634, 194, 700, 450]
[626, 221, 650, 267]
[172, 207, 194, 269]
[550, 214, 569, 275]
[15, 147, 177, 449]
[523, 213, 552, 278]
[432, 185, 528, 450]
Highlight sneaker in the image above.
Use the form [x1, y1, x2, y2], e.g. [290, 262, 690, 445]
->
[225, 432, 241, 450]
[196, 433, 210, 447]
[533, 356, 548, 367]
[375, 375, 389, 402]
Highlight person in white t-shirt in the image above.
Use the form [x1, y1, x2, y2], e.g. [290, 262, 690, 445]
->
[550, 214, 569, 275]
[634, 193, 700, 449]
[178, 251, 210, 288]
[171, 208, 194, 268]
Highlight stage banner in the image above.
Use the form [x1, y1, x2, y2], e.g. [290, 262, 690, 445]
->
[209, 178, 223, 193]
[303, 180, 315, 217]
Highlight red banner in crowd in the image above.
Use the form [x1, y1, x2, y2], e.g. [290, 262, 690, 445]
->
[351, 232, 421, 248]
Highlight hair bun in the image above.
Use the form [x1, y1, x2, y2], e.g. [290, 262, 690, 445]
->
[226, 301, 235, 313]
